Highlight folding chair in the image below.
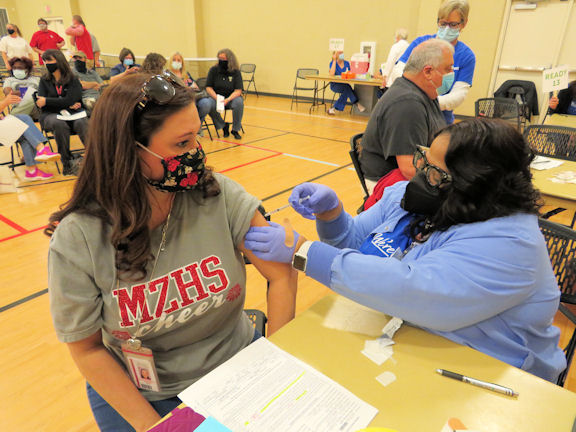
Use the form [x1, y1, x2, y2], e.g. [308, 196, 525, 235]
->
[475, 97, 522, 131]
[349, 133, 369, 213]
[525, 125, 576, 226]
[538, 218, 576, 387]
[8, 140, 61, 174]
[291, 68, 322, 113]
[240, 63, 258, 99]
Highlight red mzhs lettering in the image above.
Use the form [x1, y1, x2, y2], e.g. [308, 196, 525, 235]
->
[170, 263, 206, 307]
[148, 275, 179, 318]
[112, 284, 154, 327]
[200, 256, 229, 293]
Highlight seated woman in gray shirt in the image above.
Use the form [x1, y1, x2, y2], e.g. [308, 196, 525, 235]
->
[46, 72, 296, 432]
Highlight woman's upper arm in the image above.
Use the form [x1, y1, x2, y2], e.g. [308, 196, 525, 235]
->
[238, 211, 294, 281]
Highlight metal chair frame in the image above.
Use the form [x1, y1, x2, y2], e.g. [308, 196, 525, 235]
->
[240, 63, 258, 98]
[291, 68, 322, 113]
[475, 97, 522, 131]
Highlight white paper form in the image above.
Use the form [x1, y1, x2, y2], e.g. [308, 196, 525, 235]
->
[216, 94, 225, 113]
[0, 115, 28, 146]
[178, 338, 378, 432]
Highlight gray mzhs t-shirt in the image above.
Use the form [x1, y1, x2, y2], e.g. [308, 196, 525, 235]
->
[48, 174, 260, 401]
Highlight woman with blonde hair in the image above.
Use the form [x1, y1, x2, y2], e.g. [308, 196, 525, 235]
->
[388, 0, 475, 124]
[168, 52, 199, 90]
[0, 23, 33, 69]
[197, 48, 244, 139]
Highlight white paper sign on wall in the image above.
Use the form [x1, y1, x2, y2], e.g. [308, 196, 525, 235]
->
[542, 66, 569, 93]
[329, 38, 345, 52]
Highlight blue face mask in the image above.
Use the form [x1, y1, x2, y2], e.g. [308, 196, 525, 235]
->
[338, 53, 345, 61]
[436, 71, 455, 96]
[436, 26, 460, 42]
[124, 58, 134, 67]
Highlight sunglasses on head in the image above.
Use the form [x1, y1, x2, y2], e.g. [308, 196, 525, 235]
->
[136, 70, 186, 111]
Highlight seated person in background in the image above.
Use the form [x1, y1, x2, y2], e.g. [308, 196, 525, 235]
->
[549, 81, 576, 116]
[0, 23, 34, 69]
[388, 0, 475, 124]
[65, 15, 93, 61]
[327, 51, 365, 115]
[168, 52, 199, 90]
[36, 49, 89, 176]
[0, 94, 60, 181]
[30, 18, 65, 65]
[197, 48, 244, 139]
[373, 28, 410, 98]
[110, 48, 140, 81]
[2, 56, 40, 117]
[359, 39, 449, 204]
[245, 118, 567, 383]
[71, 51, 103, 114]
[140, 52, 166, 75]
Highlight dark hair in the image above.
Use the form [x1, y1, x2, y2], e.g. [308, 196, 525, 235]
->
[45, 74, 220, 281]
[141, 53, 166, 75]
[6, 23, 22, 37]
[119, 47, 135, 63]
[37, 18, 48, 25]
[41, 49, 74, 85]
[569, 81, 576, 99]
[9, 56, 33, 74]
[413, 118, 541, 237]
[72, 15, 85, 26]
[217, 48, 239, 73]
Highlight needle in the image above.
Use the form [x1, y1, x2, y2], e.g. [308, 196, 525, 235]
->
[265, 196, 310, 218]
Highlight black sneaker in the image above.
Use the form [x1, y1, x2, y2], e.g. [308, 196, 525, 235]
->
[231, 130, 242, 140]
[62, 158, 81, 176]
[223, 124, 230, 138]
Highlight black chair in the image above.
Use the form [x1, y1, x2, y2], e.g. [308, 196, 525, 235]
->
[291, 68, 321, 113]
[475, 97, 522, 131]
[240, 63, 258, 98]
[538, 218, 576, 387]
[195, 77, 213, 141]
[523, 125, 576, 162]
[349, 133, 369, 198]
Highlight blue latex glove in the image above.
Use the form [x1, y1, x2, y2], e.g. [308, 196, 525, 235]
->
[289, 183, 340, 220]
[244, 221, 300, 263]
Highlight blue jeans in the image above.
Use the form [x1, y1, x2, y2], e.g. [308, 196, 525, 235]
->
[86, 330, 262, 432]
[197, 96, 244, 132]
[330, 83, 358, 111]
[14, 114, 47, 167]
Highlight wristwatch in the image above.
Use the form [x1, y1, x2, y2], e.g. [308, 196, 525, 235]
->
[292, 241, 314, 272]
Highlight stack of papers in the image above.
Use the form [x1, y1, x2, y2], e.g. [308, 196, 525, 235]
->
[531, 156, 564, 171]
[178, 338, 378, 431]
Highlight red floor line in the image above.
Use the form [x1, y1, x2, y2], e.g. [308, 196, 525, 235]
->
[0, 214, 28, 234]
[0, 224, 47, 243]
[214, 139, 283, 154]
[218, 153, 282, 173]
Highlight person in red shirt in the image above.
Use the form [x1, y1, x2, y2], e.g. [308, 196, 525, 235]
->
[30, 18, 65, 65]
[65, 15, 93, 60]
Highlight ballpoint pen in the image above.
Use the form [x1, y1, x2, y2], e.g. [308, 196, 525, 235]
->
[436, 369, 519, 397]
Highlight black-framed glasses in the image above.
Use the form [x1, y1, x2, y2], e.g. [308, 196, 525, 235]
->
[413, 147, 452, 187]
[137, 70, 185, 111]
[437, 19, 463, 29]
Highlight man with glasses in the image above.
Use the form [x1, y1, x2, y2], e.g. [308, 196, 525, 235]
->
[358, 39, 452, 206]
[387, 0, 475, 125]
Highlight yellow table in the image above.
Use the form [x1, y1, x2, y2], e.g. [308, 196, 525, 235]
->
[153, 295, 576, 431]
[545, 114, 576, 128]
[305, 74, 383, 116]
[269, 295, 576, 432]
[532, 159, 576, 210]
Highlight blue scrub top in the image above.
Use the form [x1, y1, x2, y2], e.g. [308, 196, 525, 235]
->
[329, 60, 351, 76]
[398, 34, 476, 124]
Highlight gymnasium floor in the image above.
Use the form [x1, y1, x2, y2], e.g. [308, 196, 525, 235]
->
[0, 95, 573, 431]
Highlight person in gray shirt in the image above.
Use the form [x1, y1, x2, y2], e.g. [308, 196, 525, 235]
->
[359, 39, 453, 194]
[71, 50, 103, 114]
[47, 73, 296, 432]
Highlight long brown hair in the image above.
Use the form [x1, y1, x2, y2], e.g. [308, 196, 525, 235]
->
[141, 53, 166, 74]
[217, 48, 239, 73]
[41, 49, 75, 85]
[45, 74, 220, 281]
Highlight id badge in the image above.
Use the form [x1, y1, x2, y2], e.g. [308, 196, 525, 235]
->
[121, 342, 161, 392]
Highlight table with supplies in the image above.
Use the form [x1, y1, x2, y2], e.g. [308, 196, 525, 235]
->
[150, 295, 576, 431]
[306, 74, 383, 116]
[531, 157, 576, 217]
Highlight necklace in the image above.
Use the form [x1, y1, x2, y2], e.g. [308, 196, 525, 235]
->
[122, 195, 175, 349]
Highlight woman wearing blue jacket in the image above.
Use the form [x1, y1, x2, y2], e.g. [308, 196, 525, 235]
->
[245, 118, 566, 382]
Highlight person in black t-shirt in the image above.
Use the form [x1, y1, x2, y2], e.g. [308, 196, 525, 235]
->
[197, 49, 244, 139]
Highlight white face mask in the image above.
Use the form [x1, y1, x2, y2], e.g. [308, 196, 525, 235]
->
[171, 61, 182, 70]
[13, 69, 27, 79]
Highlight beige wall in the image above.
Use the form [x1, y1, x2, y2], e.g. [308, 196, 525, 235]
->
[0, 0, 20, 33]
[3, 0, 507, 116]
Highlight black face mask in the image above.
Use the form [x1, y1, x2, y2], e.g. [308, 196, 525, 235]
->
[401, 170, 447, 216]
[46, 63, 58, 73]
[218, 59, 228, 71]
[74, 59, 87, 73]
[7, 29, 15, 35]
